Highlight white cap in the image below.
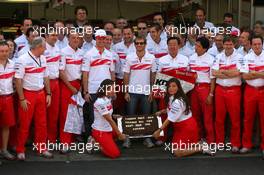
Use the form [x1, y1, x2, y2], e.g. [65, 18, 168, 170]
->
[95, 29, 106, 37]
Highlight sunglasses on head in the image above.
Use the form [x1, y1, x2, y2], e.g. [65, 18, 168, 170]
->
[135, 42, 146, 45]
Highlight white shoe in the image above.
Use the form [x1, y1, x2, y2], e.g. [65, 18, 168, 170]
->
[60, 145, 70, 154]
[143, 138, 154, 148]
[231, 147, 240, 154]
[40, 151, 53, 159]
[1, 150, 15, 160]
[123, 137, 131, 148]
[17, 153, 26, 161]
[87, 136, 96, 154]
[240, 147, 251, 154]
[155, 140, 164, 146]
[199, 140, 215, 156]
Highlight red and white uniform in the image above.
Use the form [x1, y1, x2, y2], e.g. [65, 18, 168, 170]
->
[241, 51, 264, 87]
[240, 51, 264, 150]
[112, 41, 136, 79]
[167, 97, 199, 148]
[59, 45, 84, 144]
[59, 45, 83, 81]
[17, 44, 30, 58]
[123, 52, 156, 95]
[0, 60, 16, 127]
[91, 97, 120, 159]
[208, 45, 223, 58]
[213, 51, 243, 147]
[82, 40, 96, 53]
[189, 52, 214, 83]
[157, 53, 189, 141]
[158, 53, 189, 73]
[188, 52, 215, 143]
[237, 46, 252, 57]
[15, 51, 49, 153]
[43, 43, 61, 143]
[82, 47, 115, 94]
[55, 36, 68, 50]
[15, 51, 49, 91]
[146, 38, 168, 59]
[14, 34, 28, 54]
[112, 42, 136, 111]
[213, 51, 243, 87]
[146, 38, 168, 70]
[179, 44, 195, 58]
[146, 30, 167, 42]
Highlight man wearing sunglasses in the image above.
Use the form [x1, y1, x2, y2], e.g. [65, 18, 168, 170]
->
[123, 36, 156, 148]
[137, 21, 148, 39]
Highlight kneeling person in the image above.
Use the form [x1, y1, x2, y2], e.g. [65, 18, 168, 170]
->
[91, 79, 127, 159]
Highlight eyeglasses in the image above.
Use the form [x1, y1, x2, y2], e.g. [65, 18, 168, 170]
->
[135, 42, 145, 45]
[138, 27, 147, 30]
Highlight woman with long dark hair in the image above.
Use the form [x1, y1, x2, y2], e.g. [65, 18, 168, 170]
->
[91, 79, 127, 159]
[153, 78, 214, 157]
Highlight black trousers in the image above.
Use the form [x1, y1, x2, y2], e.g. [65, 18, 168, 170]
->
[83, 94, 97, 141]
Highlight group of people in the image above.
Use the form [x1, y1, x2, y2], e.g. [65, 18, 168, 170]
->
[0, 5, 264, 160]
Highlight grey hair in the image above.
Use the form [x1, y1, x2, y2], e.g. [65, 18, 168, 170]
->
[30, 37, 45, 49]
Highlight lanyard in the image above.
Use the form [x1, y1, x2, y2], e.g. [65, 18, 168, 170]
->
[28, 52, 41, 67]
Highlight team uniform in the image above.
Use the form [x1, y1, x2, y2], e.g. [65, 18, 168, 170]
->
[158, 53, 189, 73]
[123, 52, 156, 115]
[82, 40, 96, 53]
[208, 45, 223, 58]
[43, 43, 61, 143]
[240, 51, 264, 151]
[146, 38, 168, 69]
[193, 21, 215, 33]
[213, 51, 243, 147]
[55, 37, 68, 50]
[237, 46, 252, 57]
[146, 30, 167, 42]
[179, 44, 195, 58]
[167, 97, 199, 149]
[15, 51, 49, 154]
[91, 97, 120, 159]
[189, 52, 215, 143]
[157, 53, 189, 141]
[0, 60, 16, 128]
[17, 44, 30, 58]
[112, 42, 136, 111]
[14, 34, 28, 55]
[59, 45, 84, 144]
[82, 46, 115, 137]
